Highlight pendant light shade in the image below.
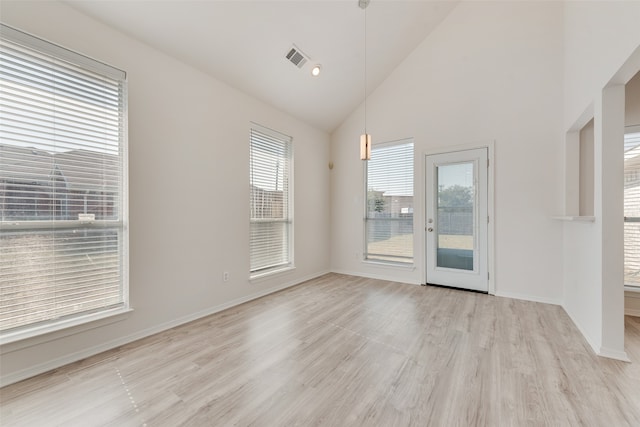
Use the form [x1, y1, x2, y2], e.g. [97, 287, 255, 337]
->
[360, 133, 371, 160]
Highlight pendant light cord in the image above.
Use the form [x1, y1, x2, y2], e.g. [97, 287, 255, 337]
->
[364, 5, 367, 134]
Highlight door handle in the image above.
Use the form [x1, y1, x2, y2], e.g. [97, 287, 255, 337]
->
[427, 227, 434, 232]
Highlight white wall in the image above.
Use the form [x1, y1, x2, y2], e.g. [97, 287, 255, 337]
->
[627, 293, 640, 317]
[564, 1, 640, 131]
[579, 120, 594, 216]
[331, 1, 564, 302]
[562, 1, 640, 359]
[627, 72, 640, 126]
[0, 1, 331, 385]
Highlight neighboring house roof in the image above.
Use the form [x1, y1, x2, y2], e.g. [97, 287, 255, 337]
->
[0, 144, 54, 187]
[625, 148, 640, 189]
[0, 144, 119, 192]
[54, 149, 119, 192]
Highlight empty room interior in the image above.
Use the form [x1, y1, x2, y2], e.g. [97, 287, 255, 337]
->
[1, 0, 640, 425]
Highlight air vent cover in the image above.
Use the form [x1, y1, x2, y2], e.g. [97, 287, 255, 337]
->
[285, 45, 309, 69]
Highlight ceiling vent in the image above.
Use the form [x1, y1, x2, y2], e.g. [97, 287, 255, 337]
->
[285, 45, 309, 69]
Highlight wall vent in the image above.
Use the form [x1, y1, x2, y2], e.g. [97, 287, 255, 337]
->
[285, 45, 309, 69]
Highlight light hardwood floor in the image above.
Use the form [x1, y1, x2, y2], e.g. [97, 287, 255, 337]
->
[1, 273, 640, 426]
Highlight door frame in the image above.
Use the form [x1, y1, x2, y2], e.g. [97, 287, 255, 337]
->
[422, 142, 495, 295]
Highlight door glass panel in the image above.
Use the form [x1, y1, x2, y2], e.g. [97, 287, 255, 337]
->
[624, 131, 640, 288]
[436, 162, 474, 270]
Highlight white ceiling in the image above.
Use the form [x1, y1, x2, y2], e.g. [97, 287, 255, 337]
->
[66, 0, 458, 133]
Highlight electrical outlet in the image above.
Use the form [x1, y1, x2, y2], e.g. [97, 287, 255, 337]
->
[223, 272, 229, 282]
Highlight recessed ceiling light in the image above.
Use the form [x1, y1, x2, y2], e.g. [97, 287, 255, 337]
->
[311, 65, 321, 77]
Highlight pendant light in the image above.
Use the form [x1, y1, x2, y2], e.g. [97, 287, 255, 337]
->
[359, 0, 371, 160]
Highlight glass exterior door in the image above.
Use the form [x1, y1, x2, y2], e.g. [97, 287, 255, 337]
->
[426, 148, 488, 292]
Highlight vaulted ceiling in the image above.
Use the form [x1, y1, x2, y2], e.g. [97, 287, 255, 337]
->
[66, 0, 458, 132]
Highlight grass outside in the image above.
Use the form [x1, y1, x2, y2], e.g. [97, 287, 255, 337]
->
[367, 233, 474, 263]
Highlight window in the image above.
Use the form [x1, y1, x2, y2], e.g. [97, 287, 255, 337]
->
[0, 25, 128, 340]
[625, 128, 640, 289]
[365, 139, 414, 264]
[249, 124, 293, 277]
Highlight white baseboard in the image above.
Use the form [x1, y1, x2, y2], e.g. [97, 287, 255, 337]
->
[0, 270, 329, 388]
[494, 290, 561, 306]
[562, 305, 633, 362]
[333, 270, 561, 302]
[598, 346, 631, 362]
[561, 304, 601, 357]
[330, 269, 421, 285]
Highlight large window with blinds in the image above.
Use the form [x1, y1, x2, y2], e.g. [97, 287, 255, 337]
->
[249, 124, 293, 277]
[625, 128, 640, 289]
[0, 25, 128, 340]
[365, 139, 414, 264]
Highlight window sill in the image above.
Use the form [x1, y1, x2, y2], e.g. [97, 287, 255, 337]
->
[552, 216, 595, 222]
[250, 266, 296, 283]
[0, 307, 132, 353]
[363, 259, 415, 270]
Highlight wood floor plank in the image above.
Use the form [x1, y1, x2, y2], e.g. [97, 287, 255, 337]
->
[1, 273, 639, 426]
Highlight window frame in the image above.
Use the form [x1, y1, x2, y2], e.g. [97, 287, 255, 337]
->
[363, 138, 415, 266]
[249, 123, 294, 279]
[0, 24, 129, 345]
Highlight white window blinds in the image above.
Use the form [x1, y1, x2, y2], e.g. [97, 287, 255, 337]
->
[365, 140, 414, 264]
[625, 131, 640, 288]
[249, 125, 292, 276]
[0, 24, 128, 337]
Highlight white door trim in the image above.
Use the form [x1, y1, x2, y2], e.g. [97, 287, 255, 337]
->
[422, 142, 495, 295]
